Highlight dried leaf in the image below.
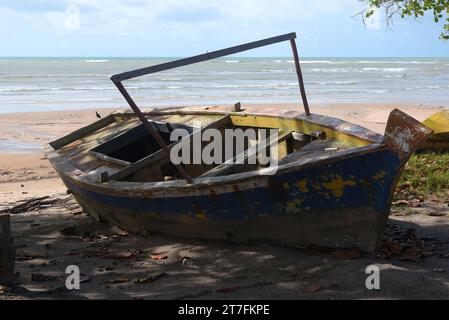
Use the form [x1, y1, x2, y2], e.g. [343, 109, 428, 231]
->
[150, 254, 168, 261]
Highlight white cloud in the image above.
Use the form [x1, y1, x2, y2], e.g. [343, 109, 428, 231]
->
[0, 0, 367, 35]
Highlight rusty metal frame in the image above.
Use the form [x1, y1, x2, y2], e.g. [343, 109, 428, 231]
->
[111, 32, 310, 183]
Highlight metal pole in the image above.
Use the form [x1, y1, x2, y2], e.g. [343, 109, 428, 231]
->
[114, 81, 193, 183]
[290, 38, 311, 116]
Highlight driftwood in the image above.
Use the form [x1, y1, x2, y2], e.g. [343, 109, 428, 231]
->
[1, 196, 62, 214]
[0, 214, 15, 280]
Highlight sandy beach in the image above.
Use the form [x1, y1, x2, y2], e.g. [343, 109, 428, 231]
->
[1, 103, 449, 300]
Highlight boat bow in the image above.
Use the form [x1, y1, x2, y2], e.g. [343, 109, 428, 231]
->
[384, 109, 433, 162]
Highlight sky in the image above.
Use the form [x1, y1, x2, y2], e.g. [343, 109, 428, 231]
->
[0, 0, 448, 57]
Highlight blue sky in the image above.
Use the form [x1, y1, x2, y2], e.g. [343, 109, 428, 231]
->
[0, 0, 448, 57]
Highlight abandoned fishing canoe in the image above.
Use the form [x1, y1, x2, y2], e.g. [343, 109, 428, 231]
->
[44, 33, 432, 252]
[418, 110, 449, 151]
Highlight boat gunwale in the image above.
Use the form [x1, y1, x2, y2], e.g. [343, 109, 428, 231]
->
[43, 140, 388, 198]
[44, 107, 389, 197]
[111, 106, 385, 145]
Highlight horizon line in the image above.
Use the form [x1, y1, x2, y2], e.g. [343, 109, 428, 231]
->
[1, 56, 449, 59]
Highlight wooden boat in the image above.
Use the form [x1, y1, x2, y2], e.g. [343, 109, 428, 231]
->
[44, 33, 432, 252]
[418, 110, 449, 151]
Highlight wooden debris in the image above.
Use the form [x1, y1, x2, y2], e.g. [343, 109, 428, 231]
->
[1, 196, 63, 214]
[0, 214, 15, 279]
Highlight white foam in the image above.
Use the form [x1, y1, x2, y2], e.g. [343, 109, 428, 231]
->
[301, 60, 334, 64]
[363, 67, 405, 72]
[84, 59, 110, 63]
[160, 77, 182, 81]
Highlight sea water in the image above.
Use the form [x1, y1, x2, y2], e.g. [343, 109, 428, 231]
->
[0, 57, 448, 114]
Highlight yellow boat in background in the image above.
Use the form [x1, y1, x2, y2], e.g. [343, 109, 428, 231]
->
[419, 110, 449, 151]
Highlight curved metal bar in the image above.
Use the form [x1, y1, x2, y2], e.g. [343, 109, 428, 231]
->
[111, 32, 310, 182]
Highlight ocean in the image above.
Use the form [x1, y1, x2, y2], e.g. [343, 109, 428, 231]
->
[0, 57, 448, 114]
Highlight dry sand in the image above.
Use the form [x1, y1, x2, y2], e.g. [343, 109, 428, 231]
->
[1, 103, 449, 300]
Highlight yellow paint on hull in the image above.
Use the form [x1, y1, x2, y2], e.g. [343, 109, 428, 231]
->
[230, 114, 371, 147]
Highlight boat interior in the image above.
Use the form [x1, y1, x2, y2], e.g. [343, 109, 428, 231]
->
[50, 110, 378, 184]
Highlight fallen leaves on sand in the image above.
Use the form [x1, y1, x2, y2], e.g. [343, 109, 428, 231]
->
[63, 249, 142, 260]
[379, 227, 428, 261]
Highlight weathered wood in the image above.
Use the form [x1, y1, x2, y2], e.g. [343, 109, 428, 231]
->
[91, 151, 131, 167]
[109, 115, 231, 181]
[2, 196, 51, 214]
[199, 130, 292, 178]
[50, 114, 116, 150]
[0, 214, 15, 278]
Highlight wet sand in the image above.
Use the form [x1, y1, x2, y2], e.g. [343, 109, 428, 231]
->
[1, 103, 449, 299]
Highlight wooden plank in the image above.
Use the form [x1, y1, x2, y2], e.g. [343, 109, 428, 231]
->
[199, 130, 292, 178]
[0, 214, 15, 277]
[50, 114, 116, 150]
[109, 115, 231, 181]
[91, 151, 132, 167]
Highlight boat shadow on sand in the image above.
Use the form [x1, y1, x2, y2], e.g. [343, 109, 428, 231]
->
[3, 195, 449, 300]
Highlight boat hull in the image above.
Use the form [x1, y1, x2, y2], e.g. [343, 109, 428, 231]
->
[54, 147, 401, 252]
